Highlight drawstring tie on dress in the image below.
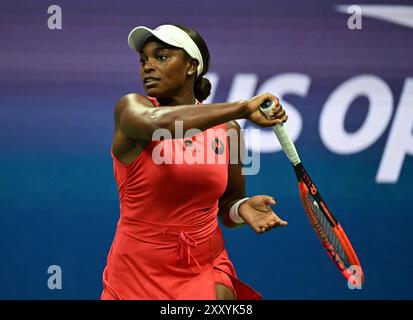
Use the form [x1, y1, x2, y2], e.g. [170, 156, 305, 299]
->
[177, 231, 201, 269]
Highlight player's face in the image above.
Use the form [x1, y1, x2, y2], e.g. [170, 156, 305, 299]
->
[139, 39, 192, 98]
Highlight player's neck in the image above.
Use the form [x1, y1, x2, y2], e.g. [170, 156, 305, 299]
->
[157, 92, 197, 107]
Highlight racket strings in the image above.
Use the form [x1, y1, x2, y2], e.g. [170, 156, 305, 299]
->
[296, 180, 364, 284]
[302, 192, 350, 268]
[309, 198, 350, 268]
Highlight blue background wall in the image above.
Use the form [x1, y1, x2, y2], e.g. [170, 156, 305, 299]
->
[0, 0, 412, 299]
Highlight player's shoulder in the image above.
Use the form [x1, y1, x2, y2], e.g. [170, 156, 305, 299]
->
[116, 93, 155, 109]
[114, 93, 155, 122]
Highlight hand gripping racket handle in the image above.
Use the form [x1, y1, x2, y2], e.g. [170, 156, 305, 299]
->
[260, 99, 301, 166]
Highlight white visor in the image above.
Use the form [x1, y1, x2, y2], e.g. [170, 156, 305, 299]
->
[127, 24, 204, 77]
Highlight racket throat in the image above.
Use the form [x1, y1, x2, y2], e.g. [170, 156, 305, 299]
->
[294, 163, 338, 226]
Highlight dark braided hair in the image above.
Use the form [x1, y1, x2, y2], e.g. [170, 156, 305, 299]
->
[174, 25, 211, 102]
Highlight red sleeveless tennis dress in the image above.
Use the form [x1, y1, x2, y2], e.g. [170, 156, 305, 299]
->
[101, 97, 261, 300]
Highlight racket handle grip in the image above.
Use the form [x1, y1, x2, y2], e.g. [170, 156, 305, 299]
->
[260, 99, 301, 166]
[273, 124, 301, 166]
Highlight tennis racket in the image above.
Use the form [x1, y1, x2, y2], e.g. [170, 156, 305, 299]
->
[260, 99, 364, 287]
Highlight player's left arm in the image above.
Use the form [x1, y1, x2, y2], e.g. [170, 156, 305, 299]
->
[218, 120, 247, 228]
[218, 121, 287, 233]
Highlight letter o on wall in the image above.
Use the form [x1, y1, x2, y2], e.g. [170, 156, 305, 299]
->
[320, 75, 393, 154]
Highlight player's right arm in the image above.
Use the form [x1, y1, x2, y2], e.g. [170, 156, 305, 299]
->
[115, 93, 285, 140]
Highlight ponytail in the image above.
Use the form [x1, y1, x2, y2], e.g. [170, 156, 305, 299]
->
[194, 76, 211, 102]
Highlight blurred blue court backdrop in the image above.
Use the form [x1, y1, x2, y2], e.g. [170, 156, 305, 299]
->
[0, 0, 412, 299]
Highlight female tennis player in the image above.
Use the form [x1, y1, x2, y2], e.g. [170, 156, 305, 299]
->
[101, 24, 288, 300]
